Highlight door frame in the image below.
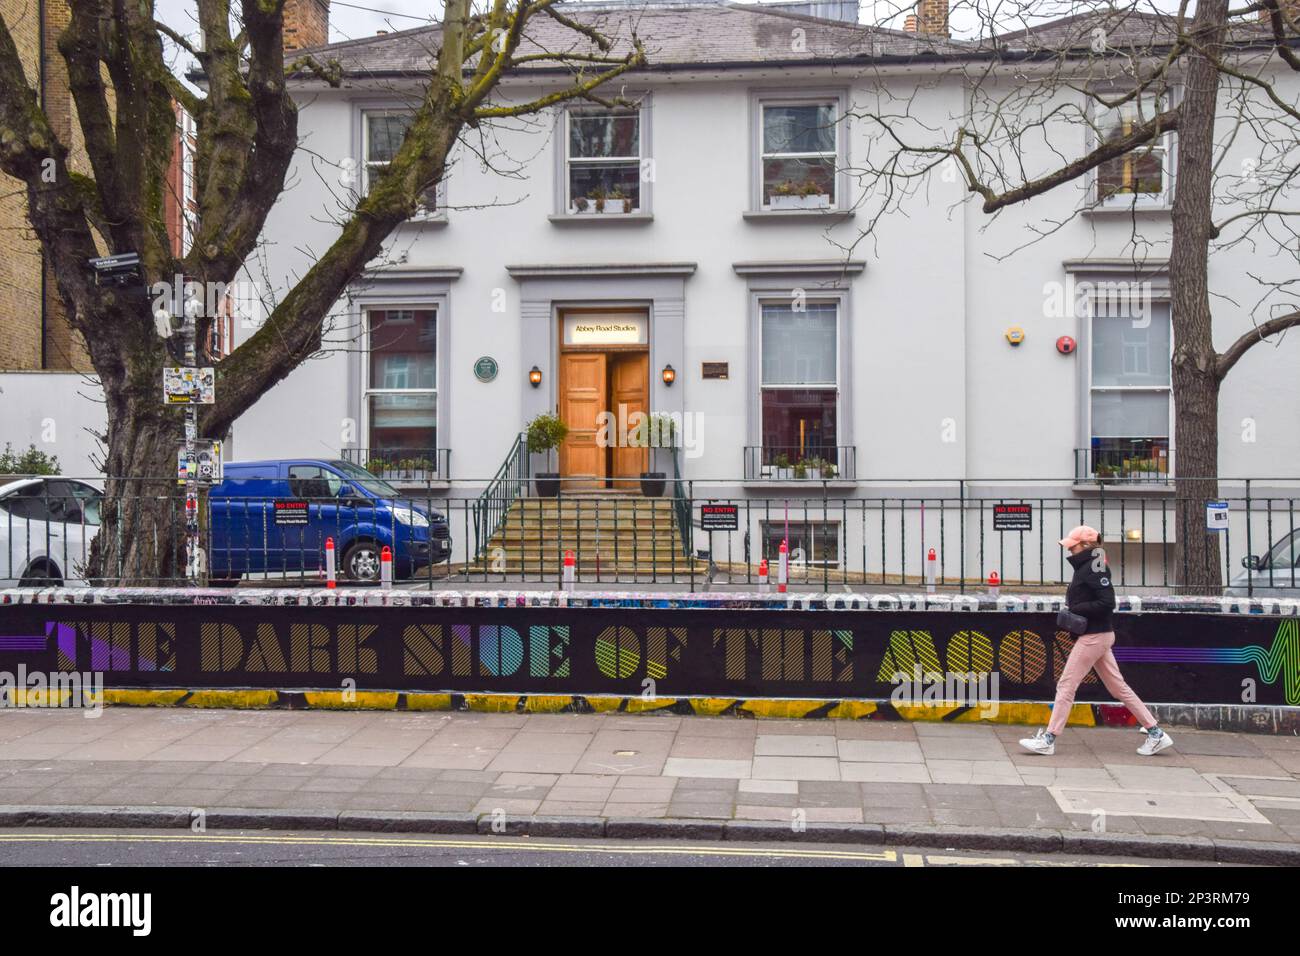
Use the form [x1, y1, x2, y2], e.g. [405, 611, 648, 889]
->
[556, 306, 651, 486]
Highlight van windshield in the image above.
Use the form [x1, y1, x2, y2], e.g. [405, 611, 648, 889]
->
[332, 460, 401, 499]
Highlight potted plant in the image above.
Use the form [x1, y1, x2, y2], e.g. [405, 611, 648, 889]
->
[1094, 462, 1118, 484]
[769, 179, 832, 211]
[793, 460, 808, 480]
[639, 413, 676, 497]
[527, 412, 569, 497]
[580, 185, 632, 214]
[771, 452, 792, 481]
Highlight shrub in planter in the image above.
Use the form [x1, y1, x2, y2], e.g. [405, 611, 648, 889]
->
[526, 413, 569, 497]
[639, 412, 676, 497]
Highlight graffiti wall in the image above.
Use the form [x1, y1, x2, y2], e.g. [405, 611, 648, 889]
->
[1, 596, 1296, 706]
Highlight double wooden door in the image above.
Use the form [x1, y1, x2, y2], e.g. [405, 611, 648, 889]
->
[559, 351, 648, 488]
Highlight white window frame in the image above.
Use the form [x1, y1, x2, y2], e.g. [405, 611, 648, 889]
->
[758, 297, 842, 464]
[1084, 296, 1174, 477]
[1092, 92, 1174, 209]
[754, 93, 842, 213]
[360, 109, 448, 222]
[560, 102, 649, 217]
[761, 520, 842, 569]
[362, 306, 439, 461]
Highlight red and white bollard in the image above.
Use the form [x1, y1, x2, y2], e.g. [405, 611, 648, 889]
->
[380, 545, 393, 589]
[324, 537, 337, 589]
[562, 549, 576, 590]
[987, 570, 1000, 598]
[925, 547, 937, 593]
[758, 558, 770, 593]
[777, 539, 789, 594]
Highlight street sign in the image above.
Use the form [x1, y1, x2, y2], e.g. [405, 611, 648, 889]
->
[1206, 500, 1230, 532]
[177, 441, 222, 485]
[992, 503, 1032, 531]
[163, 367, 214, 404]
[700, 503, 739, 531]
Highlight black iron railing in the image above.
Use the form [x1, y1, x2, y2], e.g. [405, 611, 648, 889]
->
[744, 445, 857, 481]
[343, 447, 451, 484]
[1075, 444, 1172, 484]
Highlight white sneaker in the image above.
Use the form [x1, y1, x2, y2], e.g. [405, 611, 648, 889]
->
[1018, 730, 1055, 756]
[1137, 730, 1174, 756]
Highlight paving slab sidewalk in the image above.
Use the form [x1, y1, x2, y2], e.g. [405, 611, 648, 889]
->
[1, 708, 1299, 862]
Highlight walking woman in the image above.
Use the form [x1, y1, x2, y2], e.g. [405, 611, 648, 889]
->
[1019, 525, 1173, 757]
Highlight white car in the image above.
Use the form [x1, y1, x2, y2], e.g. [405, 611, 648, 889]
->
[0, 477, 103, 587]
[1225, 528, 1300, 597]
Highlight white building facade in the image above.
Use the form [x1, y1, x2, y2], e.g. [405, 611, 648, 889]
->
[225, 1, 1300, 585]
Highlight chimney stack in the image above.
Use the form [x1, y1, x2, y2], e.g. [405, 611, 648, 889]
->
[903, 14, 918, 31]
[915, 0, 949, 37]
[1260, 0, 1300, 26]
[283, 0, 331, 53]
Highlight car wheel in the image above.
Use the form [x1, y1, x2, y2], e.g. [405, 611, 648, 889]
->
[19, 562, 62, 588]
[342, 541, 382, 583]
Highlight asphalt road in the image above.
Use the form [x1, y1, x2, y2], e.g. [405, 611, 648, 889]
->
[0, 829, 1236, 867]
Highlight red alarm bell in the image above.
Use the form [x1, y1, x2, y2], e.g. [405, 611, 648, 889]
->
[1057, 335, 1077, 355]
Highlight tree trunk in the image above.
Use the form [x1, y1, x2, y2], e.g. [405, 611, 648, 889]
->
[1169, 0, 1229, 594]
[90, 375, 187, 586]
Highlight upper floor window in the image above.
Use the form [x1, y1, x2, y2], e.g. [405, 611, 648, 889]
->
[760, 101, 838, 210]
[565, 107, 643, 215]
[363, 111, 443, 217]
[1095, 94, 1171, 207]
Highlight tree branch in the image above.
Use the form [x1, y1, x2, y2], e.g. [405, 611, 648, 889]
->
[1216, 311, 1300, 378]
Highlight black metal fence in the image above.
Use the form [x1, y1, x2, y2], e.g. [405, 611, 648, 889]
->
[3, 474, 1298, 595]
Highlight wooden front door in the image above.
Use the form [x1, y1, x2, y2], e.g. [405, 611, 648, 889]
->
[559, 352, 607, 487]
[609, 352, 649, 487]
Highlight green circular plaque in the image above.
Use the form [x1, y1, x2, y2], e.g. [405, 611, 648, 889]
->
[473, 356, 499, 383]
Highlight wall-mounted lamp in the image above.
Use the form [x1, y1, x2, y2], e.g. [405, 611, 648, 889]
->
[528, 366, 543, 388]
[661, 364, 676, 386]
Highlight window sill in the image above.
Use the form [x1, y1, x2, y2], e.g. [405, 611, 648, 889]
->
[743, 209, 854, 223]
[395, 215, 448, 228]
[549, 213, 654, 225]
[741, 479, 858, 491]
[1083, 203, 1172, 217]
[1072, 479, 1176, 494]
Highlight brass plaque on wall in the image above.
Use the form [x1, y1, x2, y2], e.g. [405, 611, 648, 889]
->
[702, 362, 729, 380]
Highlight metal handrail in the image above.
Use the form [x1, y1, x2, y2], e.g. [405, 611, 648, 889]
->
[670, 445, 693, 557]
[471, 433, 529, 558]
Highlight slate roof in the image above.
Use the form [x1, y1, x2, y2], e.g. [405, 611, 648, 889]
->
[287, 1, 1295, 80]
[290, 1, 966, 79]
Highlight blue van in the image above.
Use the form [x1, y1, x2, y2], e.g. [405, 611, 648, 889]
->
[208, 459, 451, 583]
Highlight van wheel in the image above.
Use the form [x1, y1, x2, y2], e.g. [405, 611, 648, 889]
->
[19, 562, 62, 588]
[342, 542, 382, 583]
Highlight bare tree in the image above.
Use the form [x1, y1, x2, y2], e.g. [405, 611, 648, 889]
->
[849, 0, 1300, 591]
[0, 0, 644, 583]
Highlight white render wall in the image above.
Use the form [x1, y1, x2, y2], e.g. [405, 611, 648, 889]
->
[0, 372, 105, 480]
[231, 63, 1300, 491]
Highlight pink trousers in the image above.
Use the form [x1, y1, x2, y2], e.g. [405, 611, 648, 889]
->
[1046, 631, 1157, 735]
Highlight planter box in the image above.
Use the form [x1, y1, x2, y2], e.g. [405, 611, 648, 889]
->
[573, 199, 631, 214]
[769, 194, 831, 211]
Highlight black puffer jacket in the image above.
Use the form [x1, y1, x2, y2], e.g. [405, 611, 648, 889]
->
[1066, 549, 1116, 636]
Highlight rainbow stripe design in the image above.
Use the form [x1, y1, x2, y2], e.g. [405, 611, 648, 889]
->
[1114, 619, 1300, 705]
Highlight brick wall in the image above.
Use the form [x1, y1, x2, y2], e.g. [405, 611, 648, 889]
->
[0, 0, 43, 370]
[0, 0, 94, 372]
[283, 0, 330, 52]
[916, 0, 948, 37]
